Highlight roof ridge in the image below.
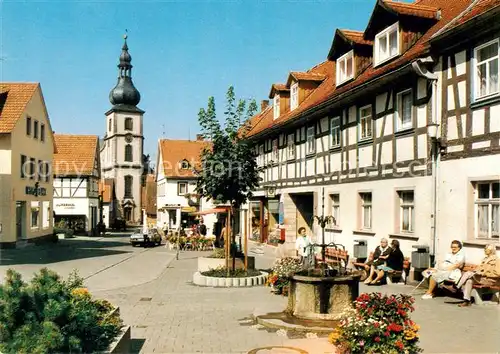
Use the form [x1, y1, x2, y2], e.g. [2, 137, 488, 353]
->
[431, 0, 482, 38]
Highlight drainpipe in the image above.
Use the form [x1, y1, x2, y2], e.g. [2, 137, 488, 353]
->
[412, 57, 439, 267]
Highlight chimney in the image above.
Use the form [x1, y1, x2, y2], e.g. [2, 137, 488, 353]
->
[261, 100, 269, 112]
[196, 134, 204, 141]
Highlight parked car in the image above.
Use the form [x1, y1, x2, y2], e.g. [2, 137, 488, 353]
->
[130, 227, 161, 247]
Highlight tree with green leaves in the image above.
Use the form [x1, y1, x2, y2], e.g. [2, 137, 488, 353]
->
[196, 86, 260, 273]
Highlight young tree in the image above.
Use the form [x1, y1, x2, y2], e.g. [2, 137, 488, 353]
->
[196, 86, 260, 273]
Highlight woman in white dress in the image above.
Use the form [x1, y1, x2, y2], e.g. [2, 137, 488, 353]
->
[422, 240, 465, 299]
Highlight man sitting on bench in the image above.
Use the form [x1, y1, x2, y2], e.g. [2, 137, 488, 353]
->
[457, 244, 500, 307]
[363, 238, 392, 284]
[367, 240, 405, 285]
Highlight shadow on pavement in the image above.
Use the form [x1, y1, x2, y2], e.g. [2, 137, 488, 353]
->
[130, 338, 146, 354]
[0, 238, 134, 266]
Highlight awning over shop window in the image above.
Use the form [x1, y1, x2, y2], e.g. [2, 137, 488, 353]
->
[181, 206, 198, 213]
[189, 207, 228, 216]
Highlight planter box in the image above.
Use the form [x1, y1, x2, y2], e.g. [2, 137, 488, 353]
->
[197, 257, 245, 272]
[106, 325, 131, 353]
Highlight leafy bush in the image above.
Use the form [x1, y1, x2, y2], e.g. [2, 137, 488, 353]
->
[208, 248, 226, 259]
[329, 293, 422, 354]
[201, 266, 260, 278]
[0, 268, 123, 353]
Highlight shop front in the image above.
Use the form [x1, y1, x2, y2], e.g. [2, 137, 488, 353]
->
[249, 196, 283, 245]
[53, 197, 99, 235]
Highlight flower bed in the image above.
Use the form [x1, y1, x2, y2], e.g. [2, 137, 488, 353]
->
[266, 257, 302, 296]
[329, 293, 422, 354]
[193, 268, 268, 287]
[0, 268, 124, 353]
[201, 267, 261, 278]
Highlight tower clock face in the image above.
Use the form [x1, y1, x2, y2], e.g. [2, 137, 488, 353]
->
[125, 134, 133, 143]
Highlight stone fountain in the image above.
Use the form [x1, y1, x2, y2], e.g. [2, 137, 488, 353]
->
[253, 188, 360, 332]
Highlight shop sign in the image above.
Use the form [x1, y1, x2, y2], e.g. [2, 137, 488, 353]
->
[56, 203, 76, 209]
[181, 206, 197, 213]
[25, 184, 46, 196]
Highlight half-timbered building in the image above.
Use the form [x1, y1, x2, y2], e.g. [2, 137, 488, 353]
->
[430, 0, 500, 261]
[53, 134, 101, 235]
[241, 0, 496, 266]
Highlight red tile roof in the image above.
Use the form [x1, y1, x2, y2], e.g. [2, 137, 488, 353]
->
[0, 83, 39, 133]
[53, 134, 99, 175]
[269, 83, 290, 99]
[341, 30, 373, 46]
[433, 0, 500, 37]
[383, 0, 440, 19]
[159, 139, 211, 178]
[286, 72, 326, 87]
[248, 0, 472, 138]
[328, 29, 374, 60]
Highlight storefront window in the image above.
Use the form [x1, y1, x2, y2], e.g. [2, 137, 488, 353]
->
[267, 199, 280, 245]
[250, 201, 261, 241]
[31, 201, 40, 229]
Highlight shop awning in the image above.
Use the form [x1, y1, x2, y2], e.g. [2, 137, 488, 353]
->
[181, 206, 198, 213]
[190, 207, 228, 216]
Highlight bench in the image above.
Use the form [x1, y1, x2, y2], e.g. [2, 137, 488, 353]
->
[351, 252, 411, 284]
[315, 248, 349, 269]
[449, 264, 500, 305]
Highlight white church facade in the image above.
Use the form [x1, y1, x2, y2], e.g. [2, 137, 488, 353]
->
[100, 35, 144, 223]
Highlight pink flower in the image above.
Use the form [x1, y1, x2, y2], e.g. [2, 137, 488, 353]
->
[359, 340, 365, 346]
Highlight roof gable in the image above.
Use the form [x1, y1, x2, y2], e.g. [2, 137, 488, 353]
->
[0, 83, 39, 133]
[268, 84, 289, 99]
[328, 29, 373, 61]
[53, 134, 99, 176]
[286, 72, 326, 87]
[364, 0, 440, 39]
[159, 139, 211, 178]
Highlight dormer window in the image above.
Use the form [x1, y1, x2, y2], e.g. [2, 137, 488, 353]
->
[290, 83, 299, 111]
[336, 50, 354, 85]
[180, 160, 189, 169]
[374, 22, 399, 66]
[273, 95, 280, 119]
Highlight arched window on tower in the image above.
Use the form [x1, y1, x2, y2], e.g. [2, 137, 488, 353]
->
[125, 144, 133, 162]
[124, 117, 133, 131]
[124, 175, 133, 198]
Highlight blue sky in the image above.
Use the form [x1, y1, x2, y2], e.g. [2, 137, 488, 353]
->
[2, 0, 381, 164]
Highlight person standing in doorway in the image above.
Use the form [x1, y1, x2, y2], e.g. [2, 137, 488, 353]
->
[295, 227, 313, 269]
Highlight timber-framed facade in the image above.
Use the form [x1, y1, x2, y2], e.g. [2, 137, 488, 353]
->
[241, 0, 500, 266]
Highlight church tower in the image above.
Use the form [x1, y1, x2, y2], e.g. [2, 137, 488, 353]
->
[101, 34, 144, 223]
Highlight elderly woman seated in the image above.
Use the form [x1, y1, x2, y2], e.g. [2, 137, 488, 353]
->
[421, 240, 465, 299]
[456, 244, 500, 307]
[365, 240, 404, 285]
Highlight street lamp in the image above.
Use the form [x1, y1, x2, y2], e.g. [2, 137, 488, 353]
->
[426, 122, 446, 267]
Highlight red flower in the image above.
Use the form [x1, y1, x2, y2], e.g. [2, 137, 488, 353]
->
[384, 331, 390, 337]
[387, 323, 403, 332]
[373, 322, 380, 328]
[397, 309, 407, 317]
[395, 340, 404, 350]
[374, 336, 381, 342]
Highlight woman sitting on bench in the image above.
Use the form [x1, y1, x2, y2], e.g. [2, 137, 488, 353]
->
[366, 240, 404, 285]
[457, 244, 500, 307]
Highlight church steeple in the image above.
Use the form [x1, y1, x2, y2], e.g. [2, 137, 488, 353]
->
[109, 33, 141, 107]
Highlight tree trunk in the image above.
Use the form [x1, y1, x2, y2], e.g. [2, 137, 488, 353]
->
[231, 206, 236, 272]
[225, 211, 230, 277]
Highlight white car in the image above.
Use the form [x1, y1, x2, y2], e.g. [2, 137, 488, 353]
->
[130, 227, 161, 247]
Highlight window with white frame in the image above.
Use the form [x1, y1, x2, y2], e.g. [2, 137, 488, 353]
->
[273, 95, 280, 119]
[31, 201, 40, 229]
[396, 90, 413, 131]
[474, 39, 499, 100]
[259, 145, 264, 166]
[336, 50, 354, 85]
[331, 194, 340, 226]
[360, 192, 372, 229]
[287, 134, 295, 160]
[374, 22, 399, 66]
[290, 83, 299, 111]
[272, 139, 279, 162]
[330, 116, 341, 148]
[306, 126, 315, 155]
[178, 182, 188, 196]
[359, 105, 372, 140]
[399, 191, 414, 233]
[475, 181, 499, 239]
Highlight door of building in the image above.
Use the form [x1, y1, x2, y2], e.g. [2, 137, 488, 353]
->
[124, 207, 132, 221]
[16, 201, 26, 240]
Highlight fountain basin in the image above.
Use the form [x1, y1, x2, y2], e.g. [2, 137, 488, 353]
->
[287, 272, 360, 321]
